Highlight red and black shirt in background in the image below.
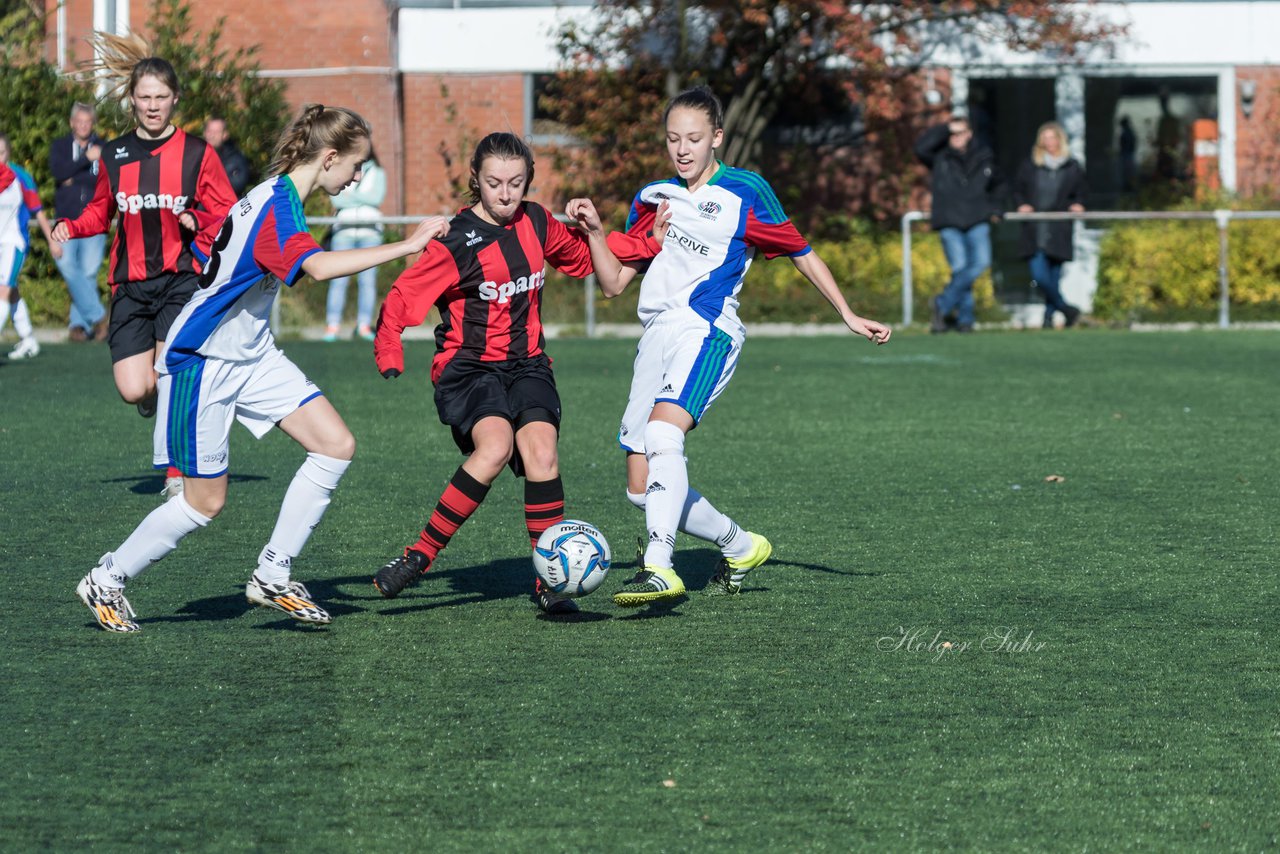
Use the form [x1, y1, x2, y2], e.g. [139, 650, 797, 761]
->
[61, 127, 235, 289]
[375, 202, 595, 383]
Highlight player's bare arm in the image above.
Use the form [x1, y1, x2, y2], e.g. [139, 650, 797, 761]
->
[792, 250, 891, 345]
[303, 216, 449, 281]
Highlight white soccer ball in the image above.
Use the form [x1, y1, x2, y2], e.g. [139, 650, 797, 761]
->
[533, 520, 612, 597]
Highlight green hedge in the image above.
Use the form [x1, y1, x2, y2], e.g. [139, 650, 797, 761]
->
[1095, 217, 1280, 323]
[11, 228, 1002, 333]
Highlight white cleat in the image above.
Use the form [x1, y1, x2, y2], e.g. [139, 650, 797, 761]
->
[160, 476, 184, 501]
[76, 572, 140, 633]
[246, 574, 331, 624]
[8, 337, 40, 360]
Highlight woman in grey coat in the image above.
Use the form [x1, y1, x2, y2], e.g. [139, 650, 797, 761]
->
[1013, 122, 1087, 328]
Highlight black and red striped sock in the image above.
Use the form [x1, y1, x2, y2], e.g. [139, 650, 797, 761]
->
[524, 476, 564, 548]
[410, 467, 490, 564]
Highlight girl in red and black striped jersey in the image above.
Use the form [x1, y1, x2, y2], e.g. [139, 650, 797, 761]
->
[52, 32, 235, 499]
[372, 132, 655, 614]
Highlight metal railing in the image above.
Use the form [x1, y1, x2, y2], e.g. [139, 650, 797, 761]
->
[902, 209, 1280, 329]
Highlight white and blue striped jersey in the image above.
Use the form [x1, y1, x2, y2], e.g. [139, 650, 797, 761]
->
[607, 162, 810, 332]
[160, 175, 322, 375]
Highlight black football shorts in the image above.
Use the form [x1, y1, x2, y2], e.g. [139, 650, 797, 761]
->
[108, 271, 199, 363]
[433, 354, 561, 476]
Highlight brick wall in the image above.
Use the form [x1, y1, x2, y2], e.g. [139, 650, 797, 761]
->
[42, 0, 405, 211]
[402, 73, 529, 214]
[1234, 67, 1280, 198]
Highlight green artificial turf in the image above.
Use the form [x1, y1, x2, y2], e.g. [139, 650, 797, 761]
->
[1, 329, 1277, 851]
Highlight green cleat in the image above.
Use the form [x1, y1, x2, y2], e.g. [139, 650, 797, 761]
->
[706, 532, 772, 596]
[612, 565, 686, 608]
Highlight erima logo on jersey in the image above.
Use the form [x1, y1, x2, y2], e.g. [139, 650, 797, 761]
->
[667, 224, 710, 256]
[465, 230, 483, 247]
[477, 270, 545, 304]
[114, 146, 129, 159]
[698, 200, 722, 220]
[114, 192, 189, 216]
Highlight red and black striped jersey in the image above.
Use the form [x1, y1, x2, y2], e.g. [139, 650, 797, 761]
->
[60, 127, 235, 288]
[375, 202, 594, 382]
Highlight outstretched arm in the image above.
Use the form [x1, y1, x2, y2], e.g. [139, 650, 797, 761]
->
[791, 250, 891, 345]
[302, 216, 449, 281]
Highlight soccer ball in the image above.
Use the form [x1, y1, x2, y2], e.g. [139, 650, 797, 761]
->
[533, 520, 612, 597]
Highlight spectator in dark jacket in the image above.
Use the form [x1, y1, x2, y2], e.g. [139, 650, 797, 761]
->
[1013, 121, 1087, 329]
[915, 115, 1004, 333]
[48, 102, 108, 341]
[203, 117, 252, 196]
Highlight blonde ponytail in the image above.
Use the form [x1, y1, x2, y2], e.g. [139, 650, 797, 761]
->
[83, 31, 180, 103]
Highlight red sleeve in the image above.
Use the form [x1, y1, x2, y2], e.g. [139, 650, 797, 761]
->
[20, 179, 41, 215]
[0, 163, 13, 193]
[62, 166, 115, 238]
[253, 205, 322, 286]
[605, 200, 661, 264]
[190, 146, 237, 256]
[373, 243, 460, 376]
[541, 205, 594, 278]
[744, 209, 810, 259]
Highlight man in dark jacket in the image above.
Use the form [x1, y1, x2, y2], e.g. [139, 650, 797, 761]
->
[203, 117, 252, 197]
[915, 115, 1004, 333]
[48, 102, 108, 341]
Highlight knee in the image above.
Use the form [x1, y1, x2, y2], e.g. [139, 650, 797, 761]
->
[327, 431, 356, 462]
[185, 490, 225, 519]
[521, 445, 559, 481]
[117, 380, 154, 405]
[471, 439, 514, 478]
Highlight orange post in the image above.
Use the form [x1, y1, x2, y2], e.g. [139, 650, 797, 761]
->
[1191, 118, 1220, 197]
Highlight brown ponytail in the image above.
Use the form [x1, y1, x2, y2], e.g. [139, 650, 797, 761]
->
[268, 104, 371, 176]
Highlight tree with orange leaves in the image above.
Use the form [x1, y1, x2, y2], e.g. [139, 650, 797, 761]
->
[543, 0, 1125, 228]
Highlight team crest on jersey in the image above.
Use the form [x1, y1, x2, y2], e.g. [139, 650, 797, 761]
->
[465, 230, 483, 247]
[698, 200, 723, 220]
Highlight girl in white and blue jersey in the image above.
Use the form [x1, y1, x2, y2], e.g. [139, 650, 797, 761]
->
[596, 86, 892, 607]
[74, 105, 450, 632]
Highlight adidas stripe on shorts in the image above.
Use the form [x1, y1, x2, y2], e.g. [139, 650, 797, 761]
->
[154, 347, 323, 477]
[617, 307, 742, 454]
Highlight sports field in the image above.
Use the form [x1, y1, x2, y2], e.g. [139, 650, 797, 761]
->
[1, 328, 1276, 850]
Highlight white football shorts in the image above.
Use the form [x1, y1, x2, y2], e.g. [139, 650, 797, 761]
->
[154, 347, 323, 477]
[0, 243, 24, 288]
[617, 308, 743, 454]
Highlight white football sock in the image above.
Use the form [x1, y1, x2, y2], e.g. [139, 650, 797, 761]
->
[91, 493, 211, 587]
[12, 298, 33, 339]
[627, 486, 752, 557]
[642, 421, 688, 569]
[257, 453, 350, 584]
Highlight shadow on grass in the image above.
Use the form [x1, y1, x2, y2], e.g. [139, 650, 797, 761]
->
[769, 558, 883, 578]
[144, 575, 365, 628]
[103, 472, 271, 496]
